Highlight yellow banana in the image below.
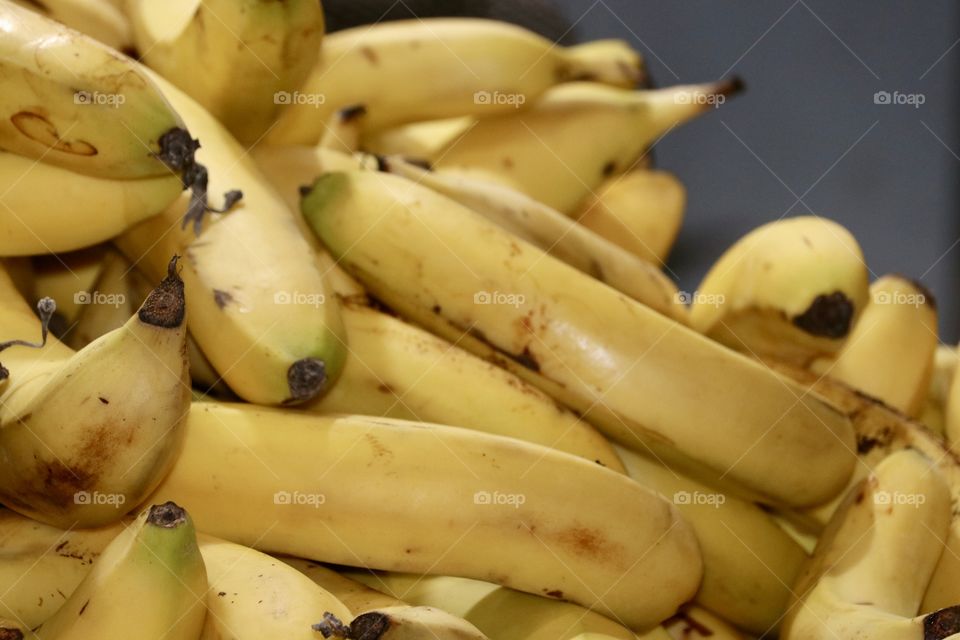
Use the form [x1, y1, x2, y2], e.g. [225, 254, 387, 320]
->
[281, 558, 405, 613]
[573, 170, 686, 266]
[690, 216, 870, 365]
[943, 348, 960, 451]
[314, 606, 489, 640]
[126, 0, 324, 143]
[267, 18, 644, 143]
[813, 275, 937, 416]
[31, 245, 108, 326]
[380, 156, 687, 322]
[430, 80, 742, 213]
[11, 0, 131, 50]
[0, 258, 189, 527]
[362, 117, 475, 159]
[115, 71, 346, 405]
[922, 345, 957, 434]
[147, 401, 703, 630]
[301, 170, 855, 508]
[65, 250, 136, 349]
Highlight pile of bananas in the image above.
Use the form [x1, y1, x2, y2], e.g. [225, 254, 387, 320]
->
[0, 1, 957, 639]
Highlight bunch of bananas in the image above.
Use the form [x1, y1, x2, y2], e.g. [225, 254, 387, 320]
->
[0, 1, 955, 639]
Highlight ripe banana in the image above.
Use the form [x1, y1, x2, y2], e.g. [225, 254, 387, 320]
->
[147, 401, 703, 630]
[663, 606, 745, 640]
[690, 216, 870, 365]
[267, 18, 644, 143]
[813, 275, 937, 417]
[362, 117, 475, 159]
[319, 105, 368, 154]
[301, 170, 855, 508]
[307, 300, 624, 470]
[66, 250, 137, 349]
[126, 0, 325, 143]
[923, 345, 957, 434]
[31, 245, 108, 327]
[380, 156, 687, 322]
[315, 606, 490, 640]
[0, 258, 189, 527]
[781, 450, 960, 640]
[943, 349, 960, 451]
[573, 169, 687, 266]
[115, 71, 346, 405]
[430, 80, 742, 213]
[281, 558, 406, 613]
[11, 0, 131, 50]
[615, 445, 805, 634]
[32, 502, 207, 640]
[345, 571, 669, 640]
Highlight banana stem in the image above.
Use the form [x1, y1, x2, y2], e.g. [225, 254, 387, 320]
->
[0, 297, 56, 380]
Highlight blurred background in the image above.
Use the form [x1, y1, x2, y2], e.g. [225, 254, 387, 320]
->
[327, 0, 960, 340]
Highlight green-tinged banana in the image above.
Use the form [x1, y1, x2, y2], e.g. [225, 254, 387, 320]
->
[267, 19, 644, 143]
[115, 71, 345, 405]
[923, 345, 957, 434]
[362, 117, 474, 159]
[198, 536, 352, 640]
[0, 258, 189, 527]
[345, 571, 657, 640]
[573, 170, 686, 266]
[31, 245, 108, 327]
[615, 445, 805, 634]
[147, 401, 703, 630]
[691, 216, 870, 365]
[32, 502, 207, 640]
[306, 300, 624, 471]
[126, 0, 324, 143]
[380, 156, 687, 322]
[0, 0, 190, 179]
[66, 250, 136, 349]
[429, 80, 741, 213]
[812, 275, 937, 417]
[663, 606, 745, 640]
[315, 606, 489, 640]
[302, 170, 855, 508]
[12, 0, 131, 50]
[781, 450, 960, 640]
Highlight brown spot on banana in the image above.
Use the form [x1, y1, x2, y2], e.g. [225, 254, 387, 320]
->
[147, 501, 187, 528]
[360, 46, 379, 65]
[286, 358, 328, 404]
[213, 289, 233, 309]
[11, 111, 97, 156]
[138, 256, 185, 328]
[0, 628, 24, 640]
[924, 604, 960, 639]
[792, 291, 855, 339]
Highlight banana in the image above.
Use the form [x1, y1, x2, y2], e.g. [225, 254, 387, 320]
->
[147, 401, 703, 630]
[307, 300, 625, 470]
[315, 606, 490, 640]
[320, 105, 368, 154]
[615, 445, 805, 634]
[198, 536, 353, 640]
[943, 349, 960, 451]
[663, 606, 745, 640]
[115, 71, 346, 406]
[32, 502, 207, 640]
[0, 257, 189, 527]
[379, 156, 687, 322]
[281, 558, 406, 613]
[301, 170, 855, 508]
[781, 450, 960, 640]
[428, 80, 742, 213]
[0, 0, 190, 180]
[66, 250, 137, 349]
[573, 169, 687, 266]
[344, 571, 658, 640]
[690, 216, 870, 365]
[267, 18, 644, 144]
[31, 245, 108, 327]
[11, 0, 131, 50]
[813, 275, 937, 417]
[362, 117, 475, 159]
[0, 622, 24, 639]
[126, 0, 324, 143]
[923, 345, 958, 434]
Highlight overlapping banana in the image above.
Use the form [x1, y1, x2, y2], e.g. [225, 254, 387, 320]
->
[0, 258, 188, 528]
[267, 18, 644, 143]
[301, 170, 855, 507]
[30, 245, 109, 327]
[11, 0, 131, 50]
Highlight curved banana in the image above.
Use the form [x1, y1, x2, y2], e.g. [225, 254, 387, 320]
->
[281, 558, 405, 612]
[690, 216, 870, 365]
[308, 300, 624, 470]
[362, 117, 474, 159]
[781, 450, 959, 640]
[32, 502, 207, 640]
[11, 0, 131, 50]
[148, 401, 703, 630]
[943, 350, 960, 451]
[380, 156, 687, 321]
[813, 275, 937, 416]
[0, 258, 189, 527]
[301, 170, 855, 508]
[430, 80, 742, 213]
[126, 0, 324, 143]
[267, 18, 644, 143]
[663, 606, 745, 640]
[31, 245, 108, 326]
[115, 72, 346, 405]
[66, 250, 136, 349]
[615, 445, 805, 634]
[923, 345, 957, 434]
[573, 169, 686, 266]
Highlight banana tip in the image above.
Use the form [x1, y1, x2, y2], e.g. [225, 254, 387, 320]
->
[147, 501, 187, 528]
[138, 255, 186, 328]
[0, 629, 23, 640]
[286, 358, 328, 404]
[717, 76, 746, 98]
